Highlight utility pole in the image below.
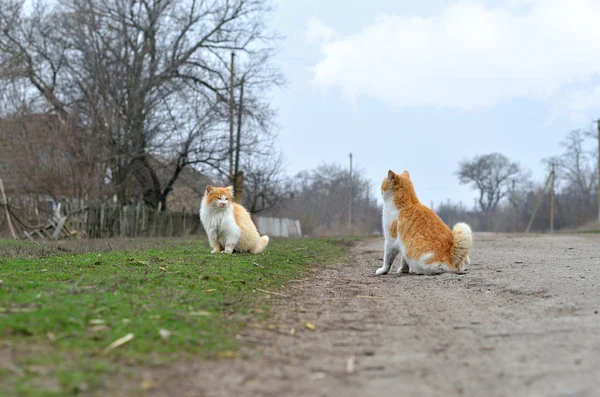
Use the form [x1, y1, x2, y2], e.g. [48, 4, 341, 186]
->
[229, 52, 235, 184]
[365, 181, 370, 226]
[597, 119, 600, 222]
[348, 152, 353, 226]
[234, 76, 245, 203]
[511, 179, 517, 233]
[525, 167, 554, 233]
[550, 163, 555, 233]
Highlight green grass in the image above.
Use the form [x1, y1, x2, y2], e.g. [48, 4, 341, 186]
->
[0, 237, 350, 396]
[576, 229, 600, 234]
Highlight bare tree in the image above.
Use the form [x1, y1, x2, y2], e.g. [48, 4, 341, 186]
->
[542, 129, 598, 227]
[456, 153, 525, 212]
[241, 153, 284, 214]
[276, 163, 379, 235]
[545, 130, 596, 198]
[0, 0, 283, 210]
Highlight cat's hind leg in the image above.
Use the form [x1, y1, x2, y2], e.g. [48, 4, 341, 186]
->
[376, 239, 400, 275]
[397, 256, 410, 275]
[222, 242, 236, 254]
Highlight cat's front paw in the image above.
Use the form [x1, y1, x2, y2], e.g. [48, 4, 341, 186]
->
[210, 248, 221, 254]
[222, 249, 234, 254]
[375, 267, 389, 276]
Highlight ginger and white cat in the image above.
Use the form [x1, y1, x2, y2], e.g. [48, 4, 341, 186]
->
[200, 185, 269, 254]
[376, 170, 472, 276]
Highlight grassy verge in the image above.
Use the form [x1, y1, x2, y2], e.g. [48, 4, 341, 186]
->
[576, 229, 600, 234]
[0, 237, 350, 396]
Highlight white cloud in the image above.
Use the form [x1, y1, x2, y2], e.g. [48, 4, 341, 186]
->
[563, 84, 600, 123]
[305, 17, 335, 44]
[308, 0, 600, 112]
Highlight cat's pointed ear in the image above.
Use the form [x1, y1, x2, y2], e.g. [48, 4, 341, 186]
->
[387, 170, 396, 181]
[402, 170, 410, 178]
[205, 185, 214, 194]
[226, 185, 234, 197]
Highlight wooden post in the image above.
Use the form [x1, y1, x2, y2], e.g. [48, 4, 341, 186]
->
[365, 181, 370, 224]
[550, 163, 555, 233]
[100, 203, 105, 238]
[511, 180, 517, 233]
[597, 120, 600, 222]
[234, 76, 245, 203]
[525, 168, 553, 233]
[229, 52, 235, 184]
[234, 171, 243, 204]
[348, 152, 353, 226]
[0, 178, 17, 239]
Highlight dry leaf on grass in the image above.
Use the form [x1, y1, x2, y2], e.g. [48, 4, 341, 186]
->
[0, 306, 38, 313]
[2, 362, 25, 376]
[218, 350, 235, 358]
[140, 379, 156, 390]
[255, 288, 289, 298]
[88, 319, 105, 325]
[159, 329, 171, 340]
[253, 261, 265, 269]
[26, 365, 53, 376]
[188, 310, 211, 316]
[88, 325, 109, 333]
[103, 333, 134, 354]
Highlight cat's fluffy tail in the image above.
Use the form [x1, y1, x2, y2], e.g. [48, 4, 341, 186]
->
[451, 222, 472, 268]
[251, 235, 270, 254]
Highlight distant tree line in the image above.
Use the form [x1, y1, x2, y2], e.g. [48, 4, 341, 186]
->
[451, 126, 599, 232]
[253, 162, 381, 236]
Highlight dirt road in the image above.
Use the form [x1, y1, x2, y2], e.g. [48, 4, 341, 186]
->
[133, 234, 600, 397]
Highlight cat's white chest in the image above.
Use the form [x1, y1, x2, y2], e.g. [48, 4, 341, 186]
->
[381, 199, 399, 240]
[201, 208, 224, 228]
[200, 206, 238, 238]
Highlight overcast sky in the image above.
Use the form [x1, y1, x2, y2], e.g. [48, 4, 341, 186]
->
[269, 0, 600, 208]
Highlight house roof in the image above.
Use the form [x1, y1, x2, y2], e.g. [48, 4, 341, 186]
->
[0, 113, 62, 196]
[149, 156, 214, 211]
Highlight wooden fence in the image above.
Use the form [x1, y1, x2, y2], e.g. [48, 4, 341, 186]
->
[83, 202, 202, 238]
[254, 216, 303, 237]
[2, 199, 202, 239]
[1, 197, 304, 240]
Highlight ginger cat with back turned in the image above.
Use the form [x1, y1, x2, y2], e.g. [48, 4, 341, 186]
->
[376, 170, 472, 276]
[200, 185, 269, 254]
